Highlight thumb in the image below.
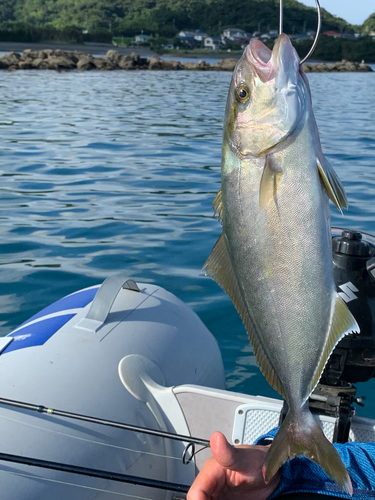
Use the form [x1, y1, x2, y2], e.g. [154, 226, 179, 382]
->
[210, 431, 240, 470]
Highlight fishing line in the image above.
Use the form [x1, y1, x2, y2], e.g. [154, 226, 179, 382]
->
[279, 0, 284, 35]
[3, 469, 157, 499]
[0, 412, 181, 461]
[0, 396, 210, 462]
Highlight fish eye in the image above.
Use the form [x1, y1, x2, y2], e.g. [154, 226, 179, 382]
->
[236, 84, 250, 103]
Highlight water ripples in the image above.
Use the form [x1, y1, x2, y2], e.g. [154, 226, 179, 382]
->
[0, 68, 375, 414]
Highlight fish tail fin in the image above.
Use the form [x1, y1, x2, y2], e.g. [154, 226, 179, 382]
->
[263, 406, 353, 495]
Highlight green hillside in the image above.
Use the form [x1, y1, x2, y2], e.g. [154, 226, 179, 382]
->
[1, 0, 374, 62]
[363, 13, 375, 34]
[0, 0, 356, 37]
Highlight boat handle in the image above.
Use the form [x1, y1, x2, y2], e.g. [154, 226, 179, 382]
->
[85, 274, 140, 325]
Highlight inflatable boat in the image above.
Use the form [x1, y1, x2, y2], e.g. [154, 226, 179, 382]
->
[0, 228, 375, 499]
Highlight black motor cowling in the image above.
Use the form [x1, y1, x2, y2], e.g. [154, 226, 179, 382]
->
[308, 228, 375, 443]
[321, 228, 375, 385]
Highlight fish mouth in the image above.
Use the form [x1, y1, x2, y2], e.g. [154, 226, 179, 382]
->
[246, 34, 300, 83]
[248, 39, 272, 66]
[247, 39, 273, 82]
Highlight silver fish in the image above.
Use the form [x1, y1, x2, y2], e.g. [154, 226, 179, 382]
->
[205, 34, 359, 494]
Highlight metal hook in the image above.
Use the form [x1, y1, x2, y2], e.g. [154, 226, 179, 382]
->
[182, 442, 195, 464]
[182, 442, 210, 465]
[300, 0, 322, 64]
[279, 0, 284, 35]
[278, 0, 322, 64]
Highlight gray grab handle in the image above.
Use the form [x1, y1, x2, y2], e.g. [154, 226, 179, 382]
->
[78, 274, 140, 332]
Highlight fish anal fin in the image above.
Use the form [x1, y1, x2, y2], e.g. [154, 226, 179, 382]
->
[263, 406, 352, 494]
[203, 233, 285, 398]
[310, 294, 360, 394]
[317, 157, 348, 212]
[213, 188, 223, 222]
[259, 156, 281, 210]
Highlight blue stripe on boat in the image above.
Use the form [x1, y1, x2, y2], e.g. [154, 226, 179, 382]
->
[16, 287, 99, 327]
[3, 314, 75, 354]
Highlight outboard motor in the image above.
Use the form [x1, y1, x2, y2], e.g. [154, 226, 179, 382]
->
[310, 228, 375, 442]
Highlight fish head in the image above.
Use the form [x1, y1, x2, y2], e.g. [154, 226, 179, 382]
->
[224, 34, 307, 159]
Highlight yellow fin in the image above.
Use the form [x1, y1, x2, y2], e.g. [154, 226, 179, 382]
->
[309, 294, 359, 394]
[317, 157, 348, 212]
[259, 156, 281, 209]
[203, 234, 285, 398]
[213, 188, 223, 221]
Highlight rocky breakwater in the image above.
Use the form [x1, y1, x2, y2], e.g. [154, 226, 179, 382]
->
[302, 60, 373, 72]
[0, 49, 149, 71]
[0, 49, 373, 72]
[0, 48, 240, 72]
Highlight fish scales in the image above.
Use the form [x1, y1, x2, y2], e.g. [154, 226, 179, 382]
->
[222, 115, 333, 401]
[205, 34, 359, 494]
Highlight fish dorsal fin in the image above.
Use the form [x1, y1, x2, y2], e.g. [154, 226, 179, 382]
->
[203, 233, 285, 398]
[309, 294, 359, 395]
[317, 157, 348, 212]
[213, 188, 223, 221]
[259, 156, 281, 209]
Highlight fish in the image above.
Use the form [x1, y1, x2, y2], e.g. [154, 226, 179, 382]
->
[204, 34, 359, 494]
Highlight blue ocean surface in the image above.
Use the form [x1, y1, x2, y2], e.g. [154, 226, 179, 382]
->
[0, 67, 375, 419]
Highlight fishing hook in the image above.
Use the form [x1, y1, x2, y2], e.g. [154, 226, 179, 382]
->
[300, 0, 322, 64]
[278, 0, 322, 64]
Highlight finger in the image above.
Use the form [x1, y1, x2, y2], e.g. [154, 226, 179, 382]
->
[187, 457, 225, 500]
[210, 432, 272, 479]
[210, 431, 240, 470]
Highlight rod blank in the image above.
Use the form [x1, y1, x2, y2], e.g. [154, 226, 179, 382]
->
[0, 452, 190, 493]
[0, 396, 209, 447]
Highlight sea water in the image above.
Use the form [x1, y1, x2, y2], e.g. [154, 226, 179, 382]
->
[0, 67, 375, 418]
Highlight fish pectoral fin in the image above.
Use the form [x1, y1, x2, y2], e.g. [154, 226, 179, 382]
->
[310, 294, 359, 394]
[203, 233, 285, 398]
[213, 187, 223, 222]
[317, 156, 348, 212]
[259, 156, 281, 209]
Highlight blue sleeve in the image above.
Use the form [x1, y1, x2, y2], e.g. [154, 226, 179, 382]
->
[255, 428, 375, 499]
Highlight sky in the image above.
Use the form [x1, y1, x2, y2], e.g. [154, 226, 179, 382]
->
[298, 0, 374, 25]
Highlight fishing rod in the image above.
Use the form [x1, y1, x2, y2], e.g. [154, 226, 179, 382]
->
[0, 451, 190, 493]
[0, 396, 210, 462]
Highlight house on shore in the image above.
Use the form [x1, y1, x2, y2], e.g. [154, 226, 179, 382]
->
[222, 28, 250, 40]
[221, 27, 251, 46]
[135, 34, 150, 44]
[204, 36, 223, 50]
[323, 30, 340, 38]
[193, 31, 209, 42]
[177, 30, 209, 48]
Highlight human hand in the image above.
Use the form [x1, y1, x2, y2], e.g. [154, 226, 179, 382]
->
[187, 431, 280, 500]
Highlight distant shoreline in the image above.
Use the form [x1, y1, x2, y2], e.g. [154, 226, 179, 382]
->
[0, 42, 373, 73]
[0, 41, 157, 57]
[0, 41, 240, 60]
